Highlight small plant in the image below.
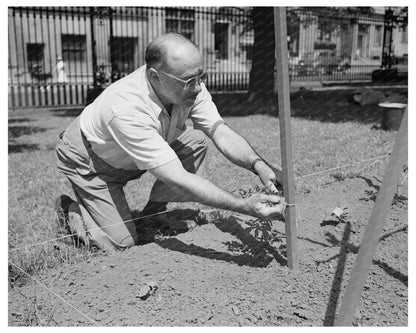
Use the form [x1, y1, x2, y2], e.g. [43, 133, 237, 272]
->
[330, 170, 360, 182]
[238, 184, 283, 198]
[11, 289, 57, 326]
[8, 243, 103, 288]
[237, 185, 285, 244]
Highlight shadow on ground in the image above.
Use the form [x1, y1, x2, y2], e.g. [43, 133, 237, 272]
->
[323, 222, 351, 326]
[134, 209, 286, 268]
[310, 220, 408, 326]
[8, 118, 33, 124]
[317, 226, 408, 287]
[8, 143, 41, 154]
[49, 108, 83, 118]
[8, 125, 47, 139]
[8, 123, 47, 154]
[212, 86, 407, 125]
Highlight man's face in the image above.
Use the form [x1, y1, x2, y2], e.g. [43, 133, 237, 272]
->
[158, 44, 205, 108]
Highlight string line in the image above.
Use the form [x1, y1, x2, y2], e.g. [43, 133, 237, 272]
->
[294, 154, 390, 180]
[9, 261, 100, 326]
[8, 209, 173, 253]
[9, 153, 393, 254]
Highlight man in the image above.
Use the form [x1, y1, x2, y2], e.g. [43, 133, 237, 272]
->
[55, 33, 285, 252]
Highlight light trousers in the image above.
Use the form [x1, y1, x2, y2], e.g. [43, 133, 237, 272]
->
[56, 116, 207, 250]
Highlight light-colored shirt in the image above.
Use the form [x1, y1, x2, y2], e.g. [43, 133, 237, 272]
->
[80, 65, 224, 171]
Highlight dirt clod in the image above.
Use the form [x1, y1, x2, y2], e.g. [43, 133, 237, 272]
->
[232, 306, 240, 316]
[137, 285, 151, 299]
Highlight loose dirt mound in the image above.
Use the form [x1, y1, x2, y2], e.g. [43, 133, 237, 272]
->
[8, 177, 408, 326]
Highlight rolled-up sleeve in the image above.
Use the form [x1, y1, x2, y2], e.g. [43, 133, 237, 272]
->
[107, 114, 178, 170]
[190, 84, 225, 137]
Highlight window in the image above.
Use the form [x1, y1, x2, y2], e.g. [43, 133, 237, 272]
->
[317, 19, 332, 42]
[358, 24, 369, 35]
[27, 43, 44, 75]
[374, 25, 382, 47]
[61, 34, 86, 72]
[165, 8, 195, 42]
[214, 22, 229, 60]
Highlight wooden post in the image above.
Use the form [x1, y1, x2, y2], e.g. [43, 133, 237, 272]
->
[335, 109, 408, 326]
[274, 7, 298, 270]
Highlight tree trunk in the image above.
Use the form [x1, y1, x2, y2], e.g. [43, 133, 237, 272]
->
[247, 7, 276, 104]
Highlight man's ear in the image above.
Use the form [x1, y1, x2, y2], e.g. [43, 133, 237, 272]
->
[148, 68, 160, 83]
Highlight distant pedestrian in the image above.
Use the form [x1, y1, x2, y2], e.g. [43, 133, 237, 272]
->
[56, 56, 68, 83]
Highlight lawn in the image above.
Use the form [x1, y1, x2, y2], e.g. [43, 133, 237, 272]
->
[8, 89, 407, 325]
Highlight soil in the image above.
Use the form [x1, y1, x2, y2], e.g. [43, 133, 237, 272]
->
[8, 176, 408, 326]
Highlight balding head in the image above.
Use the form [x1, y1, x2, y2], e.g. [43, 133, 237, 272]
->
[145, 33, 205, 108]
[145, 33, 200, 72]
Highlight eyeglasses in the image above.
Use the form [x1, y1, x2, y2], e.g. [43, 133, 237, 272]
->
[156, 68, 208, 90]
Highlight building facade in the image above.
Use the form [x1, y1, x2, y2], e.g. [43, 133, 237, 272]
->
[8, 6, 407, 109]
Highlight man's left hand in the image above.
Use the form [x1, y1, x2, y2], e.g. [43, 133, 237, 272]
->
[254, 161, 283, 193]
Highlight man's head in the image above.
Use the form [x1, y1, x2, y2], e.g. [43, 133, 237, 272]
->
[145, 33, 205, 108]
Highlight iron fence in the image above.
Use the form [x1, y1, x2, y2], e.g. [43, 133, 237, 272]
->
[8, 6, 407, 110]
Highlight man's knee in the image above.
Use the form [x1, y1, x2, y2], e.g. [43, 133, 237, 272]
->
[114, 223, 139, 248]
[70, 200, 138, 251]
[93, 220, 139, 250]
[174, 129, 207, 153]
[89, 226, 137, 251]
[185, 130, 208, 159]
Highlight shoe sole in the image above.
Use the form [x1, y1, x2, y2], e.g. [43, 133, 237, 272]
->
[54, 194, 75, 235]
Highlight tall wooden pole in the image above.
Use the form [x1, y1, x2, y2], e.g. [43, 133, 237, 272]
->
[274, 7, 298, 270]
[335, 109, 408, 326]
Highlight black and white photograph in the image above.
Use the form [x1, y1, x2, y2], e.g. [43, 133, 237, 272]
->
[7, 4, 409, 327]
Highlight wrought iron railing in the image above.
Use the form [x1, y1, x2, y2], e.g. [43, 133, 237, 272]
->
[8, 6, 407, 109]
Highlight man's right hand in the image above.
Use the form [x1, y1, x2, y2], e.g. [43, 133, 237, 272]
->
[244, 193, 286, 220]
[150, 159, 287, 220]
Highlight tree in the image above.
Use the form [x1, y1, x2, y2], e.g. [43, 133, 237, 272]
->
[247, 7, 275, 103]
[247, 7, 376, 104]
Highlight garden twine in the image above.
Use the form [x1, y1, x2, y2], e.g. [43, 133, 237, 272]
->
[9, 153, 391, 254]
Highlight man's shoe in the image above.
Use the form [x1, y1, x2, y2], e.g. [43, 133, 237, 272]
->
[54, 194, 75, 242]
[54, 195, 89, 247]
[67, 202, 90, 247]
[137, 209, 199, 235]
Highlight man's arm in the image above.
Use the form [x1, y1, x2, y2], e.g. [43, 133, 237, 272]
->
[210, 123, 283, 191]
[148, 158, 285, 220]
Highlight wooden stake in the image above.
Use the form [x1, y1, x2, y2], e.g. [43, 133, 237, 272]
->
[274, 7, 298, 270]
[335, 108, 408, 326]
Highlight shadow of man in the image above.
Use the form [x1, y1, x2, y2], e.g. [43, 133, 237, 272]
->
[154, 213, 287, 268]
